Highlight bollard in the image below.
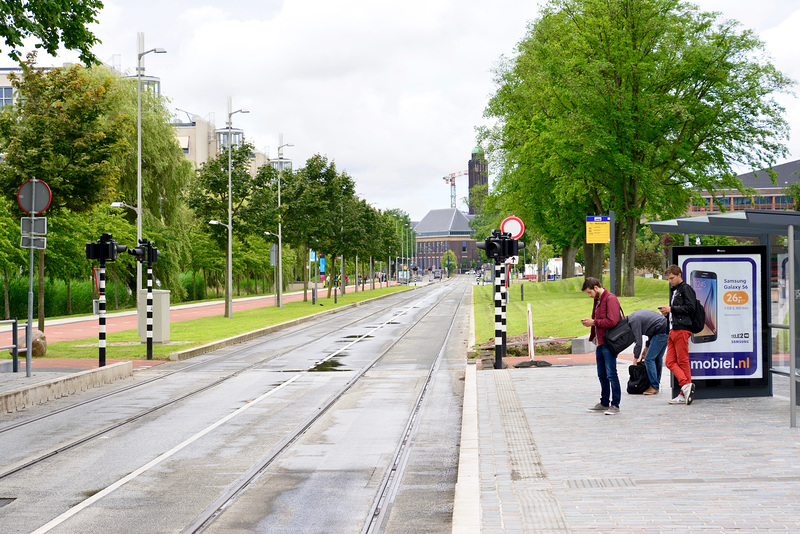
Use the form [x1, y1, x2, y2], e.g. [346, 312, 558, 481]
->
[334, 287, 338, 304]
[521, 284, 524, 301]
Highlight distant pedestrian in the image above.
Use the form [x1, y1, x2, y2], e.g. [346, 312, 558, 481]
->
[658, 265, 696, 405]
[581, 277, 622, 415]
[628, 309, 669, 394]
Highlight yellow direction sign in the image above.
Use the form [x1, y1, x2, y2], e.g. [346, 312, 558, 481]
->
[586, 216, 611, 244]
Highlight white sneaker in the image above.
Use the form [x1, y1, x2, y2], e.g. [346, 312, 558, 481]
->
[668, 393, 686, 404]
[682, 383, 696, 405]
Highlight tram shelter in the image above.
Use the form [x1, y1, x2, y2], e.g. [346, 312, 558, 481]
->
[648, 209, 800, 427]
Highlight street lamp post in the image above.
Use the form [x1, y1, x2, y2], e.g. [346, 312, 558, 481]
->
[137, 32, 166, 312]
[225, 97, 249, 318]
[274, 136, 293, 308]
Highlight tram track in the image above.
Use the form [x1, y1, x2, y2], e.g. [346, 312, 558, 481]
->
[0, 284, 454, 487]
[183, 281, 469, 534]
[0, 286, 432, 436]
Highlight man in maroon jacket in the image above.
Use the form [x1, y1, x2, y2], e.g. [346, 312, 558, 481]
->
[581, 277, 622, 415]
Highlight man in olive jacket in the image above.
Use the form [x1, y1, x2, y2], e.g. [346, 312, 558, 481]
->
[658, 264, 696, 405]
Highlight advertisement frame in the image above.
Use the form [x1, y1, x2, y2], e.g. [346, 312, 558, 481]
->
[670, 245, 771, 399]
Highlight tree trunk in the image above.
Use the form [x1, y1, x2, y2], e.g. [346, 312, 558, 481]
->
[354, 255, 359, 293]
[66, 277, 72, 315]
[216, 270, 220, 298]
[613, 219, 624, 296]
[562, 245, 578, 279]
[192, 270, 197, 300]
[622, 215, 637, 297]
[583, 242, 605, 283]
[38, 249, 44, 331]
[3, 270, 9, 320]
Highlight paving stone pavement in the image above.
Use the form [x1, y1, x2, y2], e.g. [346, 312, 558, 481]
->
[473, 361, 800, 533]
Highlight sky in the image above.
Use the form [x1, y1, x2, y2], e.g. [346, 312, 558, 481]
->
[2, 0, 799, 221]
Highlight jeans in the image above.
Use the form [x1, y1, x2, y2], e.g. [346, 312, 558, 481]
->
[645, 333, 668, 390]
[595, 343, 621, 408]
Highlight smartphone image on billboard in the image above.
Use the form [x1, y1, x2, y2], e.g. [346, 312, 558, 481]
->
[691, 270, 717, 343]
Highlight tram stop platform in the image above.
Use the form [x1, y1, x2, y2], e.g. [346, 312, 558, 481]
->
[453, 355, 800, 533]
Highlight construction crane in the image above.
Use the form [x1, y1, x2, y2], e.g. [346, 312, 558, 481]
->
[442, 170, 468, 209]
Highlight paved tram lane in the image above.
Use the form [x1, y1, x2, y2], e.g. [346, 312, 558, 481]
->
[0, 277, 470, 534]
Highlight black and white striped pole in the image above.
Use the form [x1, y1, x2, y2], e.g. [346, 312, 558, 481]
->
[98, 263, 107, 367]
[478, 229, 525, 370]
[146, 261, 154, 360]
[494, 260, 507, 369]
[85, 233, 127, 367]
[128, 239, 159, 360]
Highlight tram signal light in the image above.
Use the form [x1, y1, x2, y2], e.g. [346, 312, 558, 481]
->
[128, 238, 160, 264]
[477, 230, 524, 262]
[128, 239, 148, 262]
[85, 233, 127, 263]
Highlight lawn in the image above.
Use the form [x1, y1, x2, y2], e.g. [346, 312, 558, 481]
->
[473, 277, 670, 345]
[21, 285, 411, 360]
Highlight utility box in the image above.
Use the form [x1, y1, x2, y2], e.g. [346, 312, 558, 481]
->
[138, 289, 170, 343]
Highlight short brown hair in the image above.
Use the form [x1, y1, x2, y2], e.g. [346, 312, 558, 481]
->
[582, 277, 602, 291]
[665, 264, 682, 277]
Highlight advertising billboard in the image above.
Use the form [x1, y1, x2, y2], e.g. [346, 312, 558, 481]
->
[673, 245, 768, 385]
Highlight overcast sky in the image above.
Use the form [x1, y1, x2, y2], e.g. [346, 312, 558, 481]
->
[3, 0, 798, 221]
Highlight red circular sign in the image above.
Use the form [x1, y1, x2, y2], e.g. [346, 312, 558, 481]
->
[500, 216, 525, 239]
[17, 179, 52, 214]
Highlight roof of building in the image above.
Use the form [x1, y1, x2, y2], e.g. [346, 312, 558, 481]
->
[472, 145, 484, 155]
[414, 208, 474, 237]
[738, 159, 800, 190]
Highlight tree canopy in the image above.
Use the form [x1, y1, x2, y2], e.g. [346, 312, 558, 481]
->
[482, 0, 793, 295]
[0, 0, 103, 64]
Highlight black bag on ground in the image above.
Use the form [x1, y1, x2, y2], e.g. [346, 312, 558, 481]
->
[627, 362, 650, 394]
[604, 307, 635, 354]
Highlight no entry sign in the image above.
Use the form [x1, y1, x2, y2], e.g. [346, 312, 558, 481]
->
[500, 216, 525, 239]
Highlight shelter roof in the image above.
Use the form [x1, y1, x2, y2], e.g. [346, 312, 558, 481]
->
[647, 209, 800, 237]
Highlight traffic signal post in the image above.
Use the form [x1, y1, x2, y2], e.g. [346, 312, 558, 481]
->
[85, 234, 127, 367]
[477, 230, 525, 369]
[129, 239, 160, 360]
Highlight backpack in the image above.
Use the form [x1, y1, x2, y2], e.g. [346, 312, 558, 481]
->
[689, 297, 706, 334]
[627, 362, 650, 394]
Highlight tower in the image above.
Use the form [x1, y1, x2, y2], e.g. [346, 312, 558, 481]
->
[468, 146, 488, 215]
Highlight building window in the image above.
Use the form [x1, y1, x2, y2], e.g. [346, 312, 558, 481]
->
[0, 87, 12, 107]
[462, 240, 467, 253]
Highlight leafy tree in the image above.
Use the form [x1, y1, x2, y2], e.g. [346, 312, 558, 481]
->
[0, 198, 25, 318]
[188, 140, 273, 315]
[483, 0, 792, 296]
[440, 250, 457, 274]
[0, 56, 131, 328]
[0, 0, 103, 64]
[0, 55, 130, 212]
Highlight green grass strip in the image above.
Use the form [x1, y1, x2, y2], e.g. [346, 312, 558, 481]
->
[473, 277, 670, 345]
[20, 286, 411, 360]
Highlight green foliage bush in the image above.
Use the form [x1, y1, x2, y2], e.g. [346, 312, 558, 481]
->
[3, 275, 134, 319]
[180, 271, 207, 302]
